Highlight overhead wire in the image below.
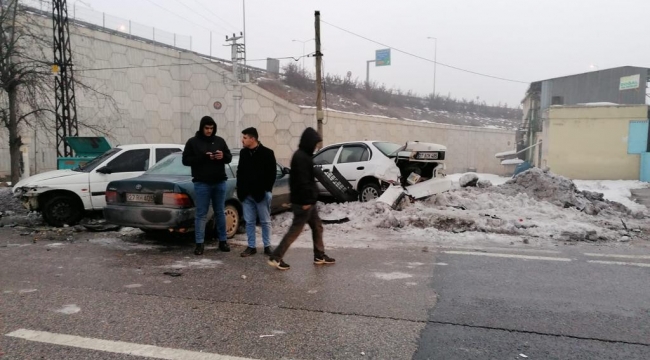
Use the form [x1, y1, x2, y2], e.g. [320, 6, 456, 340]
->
[321, 19, 529, 84]
[188, 0, 240, 33]
[141, 0, 226, 34]
[168, 0, 233, 35]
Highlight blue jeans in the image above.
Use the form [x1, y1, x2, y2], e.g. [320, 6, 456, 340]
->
[194, 181, 227, 244]
[243, 192, 272, 248]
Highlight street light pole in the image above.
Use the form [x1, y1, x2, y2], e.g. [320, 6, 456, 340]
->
[292, 38, 315, 71]
[427, 36, 437, 98]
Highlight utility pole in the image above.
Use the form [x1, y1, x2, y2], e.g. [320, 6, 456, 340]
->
[314, 11, 323, 144]
[242, 0, 246, 67]
[52, 0, 79, 158]
[225, 32, 246, 82]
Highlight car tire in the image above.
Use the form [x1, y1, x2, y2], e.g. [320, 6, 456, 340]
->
[224, 204, 240, 239]
[42, 194, 83, 227]
[359, 182, 381, 202]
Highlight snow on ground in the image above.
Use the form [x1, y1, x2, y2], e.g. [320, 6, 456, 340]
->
[236, 169, 650, 252]
[573, 179, 649, 212]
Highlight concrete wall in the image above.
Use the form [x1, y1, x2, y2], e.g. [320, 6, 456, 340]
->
[542, 105, 648, 180]
[312, 109, 515, 175]
[0, 12, 515, 178]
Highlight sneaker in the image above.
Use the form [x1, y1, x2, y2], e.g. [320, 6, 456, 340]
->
[194, 243, 204, 256]
[241, 247, 257, 257]
[314, 254, 336, 265]
[218, 241, 230, 252]
[267, 257, 290, 270]
[264, 246, 273, 256]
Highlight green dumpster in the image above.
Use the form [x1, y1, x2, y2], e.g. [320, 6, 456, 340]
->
[57, 137, 112, 170]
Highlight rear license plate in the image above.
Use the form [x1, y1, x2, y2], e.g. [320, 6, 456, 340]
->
[416, 152, 439, 160]
[126, 193, 154, 202]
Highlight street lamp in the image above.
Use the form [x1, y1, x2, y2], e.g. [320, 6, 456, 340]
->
[427, 36, 437, 98]
[292, 38, 315, 71]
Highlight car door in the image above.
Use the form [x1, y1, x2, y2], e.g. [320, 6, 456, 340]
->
[333, 144, 372, 190]
[271, 163, 290, 212]
[312, 145, 342, 194]
[89, 147, 152, 209]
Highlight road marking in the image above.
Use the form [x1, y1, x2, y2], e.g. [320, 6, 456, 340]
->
[587, 260, 650, 268]
[436, 245, 561, 254]
[584, 253, 650, 260]
[442, 251, 571, 262]
[6, 329, 259, 360]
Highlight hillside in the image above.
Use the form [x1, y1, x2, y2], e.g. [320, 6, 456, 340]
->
[254, 64, 522, 130]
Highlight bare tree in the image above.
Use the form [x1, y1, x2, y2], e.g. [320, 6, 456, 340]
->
[0, 0, 114, 184]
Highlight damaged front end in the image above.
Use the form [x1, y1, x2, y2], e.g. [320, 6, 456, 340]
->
[378, 141, 452, 208]
[12, 186, 43, 211]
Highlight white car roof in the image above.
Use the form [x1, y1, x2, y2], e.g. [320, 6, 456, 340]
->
[116, 143, 185, 150]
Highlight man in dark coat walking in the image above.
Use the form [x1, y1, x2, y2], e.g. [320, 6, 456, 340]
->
[182, 116, 232, 255]
[237, 127, 277, 257]
[268, 127, 335, 270]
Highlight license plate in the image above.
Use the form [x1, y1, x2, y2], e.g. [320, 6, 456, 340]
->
[126, 193, 154, 202]
[416, 152, 439, 160]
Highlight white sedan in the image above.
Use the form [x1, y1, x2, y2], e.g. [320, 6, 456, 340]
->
[313, 140, 447, 202]
[13, 144, 184, 226]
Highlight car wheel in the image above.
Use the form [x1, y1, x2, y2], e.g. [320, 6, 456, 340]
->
[225, 204, 240, 239]
[359, 182, 381, 202]
[42, 194, 83, 227]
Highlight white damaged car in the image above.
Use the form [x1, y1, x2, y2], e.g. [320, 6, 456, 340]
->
[313, 140, 451, 202]
[12, 144, 184, 227]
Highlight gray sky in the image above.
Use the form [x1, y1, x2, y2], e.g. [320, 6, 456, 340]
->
[66, 0, 649, 107]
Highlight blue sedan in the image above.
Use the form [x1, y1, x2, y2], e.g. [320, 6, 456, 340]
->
[103, 150, 290, 239]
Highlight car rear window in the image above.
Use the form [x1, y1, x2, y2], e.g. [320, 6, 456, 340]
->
[145, 154, 191, 176]
[373, 142, 402, 156]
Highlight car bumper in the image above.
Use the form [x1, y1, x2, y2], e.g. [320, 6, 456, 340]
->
[103, 205, 196, 230]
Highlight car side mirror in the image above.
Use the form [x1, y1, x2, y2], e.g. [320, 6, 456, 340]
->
[97, 166, 112, 174]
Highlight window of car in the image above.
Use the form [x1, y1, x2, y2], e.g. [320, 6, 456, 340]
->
[338, 145, 370, 163]
[106, 149, 150, 173]
[74, 148, 120, 173]
[145, 153, 191, 176]
[313, 146, 340, 165]
[156, 148, 182, 162]
[228, 156, 240, 178]
[372, 142, 402, 157]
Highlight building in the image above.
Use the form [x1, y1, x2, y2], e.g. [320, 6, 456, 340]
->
[515, 66, 650, 180]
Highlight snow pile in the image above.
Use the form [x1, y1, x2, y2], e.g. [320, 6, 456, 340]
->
[0, 188, 27, 214]
[490, 168, 635, 217]
[573, 179, 649, 213]
[459, 173, 479, 187]
[269, 169, 648, 247]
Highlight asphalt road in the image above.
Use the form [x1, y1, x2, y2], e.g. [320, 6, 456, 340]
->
[1, 227, 649, 359]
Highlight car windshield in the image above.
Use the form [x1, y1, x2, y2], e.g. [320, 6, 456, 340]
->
[373, 142, 403, 157]
[73, 148, 120, 173]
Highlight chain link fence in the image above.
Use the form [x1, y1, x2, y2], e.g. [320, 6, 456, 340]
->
[23, 0, 192, 51]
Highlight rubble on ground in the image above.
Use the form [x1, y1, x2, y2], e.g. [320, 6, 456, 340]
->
[272, 168, 649, 244]
[489, 168, 636, 217]
[459, 173, 479, 188]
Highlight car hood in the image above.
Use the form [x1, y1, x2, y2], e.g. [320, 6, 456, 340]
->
[13, 170, 80, 190]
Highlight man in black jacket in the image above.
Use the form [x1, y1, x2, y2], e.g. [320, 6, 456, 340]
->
[268, 127, 335, 270]
[182, 116, 232, 255]
[237, 127, 277, 257]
